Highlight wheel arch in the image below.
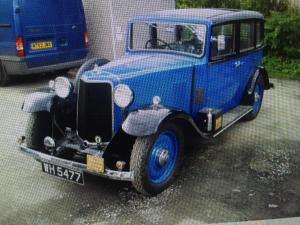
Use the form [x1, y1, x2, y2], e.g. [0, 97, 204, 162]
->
[240, 66, 273, 105]
[122, 105, 209, 139]
[22, 88, 56, 113]
[258, 66, 273, 90]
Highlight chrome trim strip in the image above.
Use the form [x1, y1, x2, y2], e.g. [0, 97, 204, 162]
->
[16, 141, 134, 182]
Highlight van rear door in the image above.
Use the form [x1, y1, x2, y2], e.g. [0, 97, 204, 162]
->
[20, 0, 88, 68]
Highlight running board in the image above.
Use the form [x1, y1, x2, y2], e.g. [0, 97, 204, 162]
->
[213, 105, 252, 137]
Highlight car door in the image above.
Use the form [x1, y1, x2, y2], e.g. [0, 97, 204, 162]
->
[20, 0, 87, 68]
[206, 22, 248, 113]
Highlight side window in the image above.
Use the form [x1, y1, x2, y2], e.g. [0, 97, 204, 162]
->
[240, 22, 255, 52]
[256, 21, 263, 47]
[210, 24, 235, 60]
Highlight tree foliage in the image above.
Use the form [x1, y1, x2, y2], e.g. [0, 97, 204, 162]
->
[176, 0, 289, 16]
[264, 9, 300, 58]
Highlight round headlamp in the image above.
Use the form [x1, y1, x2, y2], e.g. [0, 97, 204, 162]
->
[54, 77, 73, 98]
[113, 84, 134, 108]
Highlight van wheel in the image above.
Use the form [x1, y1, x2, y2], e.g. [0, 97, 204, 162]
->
[73, 58, 109, 93]
[130, 123, 183, 196]
[0, 61, 10, 87]
[243, 75, 264, 121]
[55, 69, 70, 74]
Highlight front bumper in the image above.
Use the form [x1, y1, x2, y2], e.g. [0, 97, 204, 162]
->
[16, 141, 134, 182]
[2, 56, 88, 75]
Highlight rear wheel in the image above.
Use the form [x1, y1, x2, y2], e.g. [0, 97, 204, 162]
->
[244, 75, 264, 121]
[130, 123, 183, 196]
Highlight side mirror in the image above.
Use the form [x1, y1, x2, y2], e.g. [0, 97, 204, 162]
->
[217, 35, 225, 51]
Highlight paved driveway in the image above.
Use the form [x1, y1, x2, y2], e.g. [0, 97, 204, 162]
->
[0, 74, 299, 225]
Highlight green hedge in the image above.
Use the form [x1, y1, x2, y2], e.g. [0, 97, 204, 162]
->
[264, 9, 300, 79]
[263, 56, 300, 79]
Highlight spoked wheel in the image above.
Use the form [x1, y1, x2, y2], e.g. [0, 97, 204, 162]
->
[130, 122, 183, 196]
[244, 75, 264, 121]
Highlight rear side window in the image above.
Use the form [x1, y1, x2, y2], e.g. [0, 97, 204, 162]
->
[256, 21, 263, 47]
[240, 22, 255, 52]
[210, 24, 235, 59]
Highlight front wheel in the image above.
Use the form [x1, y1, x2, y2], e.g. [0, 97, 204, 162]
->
[243, 75, 264, 121]
[130, 123, 183, 196]
[25, 111, 74, 159]
[25, 111, 53, 150]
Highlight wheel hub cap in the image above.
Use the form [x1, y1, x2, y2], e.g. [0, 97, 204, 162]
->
[156, 149, 169, 167]
[254, 92, 260, 102]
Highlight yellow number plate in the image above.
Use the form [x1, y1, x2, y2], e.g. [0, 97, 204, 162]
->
[31, 41, 53, 50]
[87, 155, 104, 173]
[215, 116, 223, 130]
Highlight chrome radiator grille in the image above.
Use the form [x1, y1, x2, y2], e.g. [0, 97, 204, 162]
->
[77, 79, 113, 142]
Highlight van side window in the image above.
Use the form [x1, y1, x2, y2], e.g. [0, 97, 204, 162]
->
[240, 22, 255, 52]
[256, 21, 263, 47]
[210, 24, 235, 60]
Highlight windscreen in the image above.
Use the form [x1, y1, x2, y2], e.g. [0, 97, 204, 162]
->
[130, 22, 206, 57]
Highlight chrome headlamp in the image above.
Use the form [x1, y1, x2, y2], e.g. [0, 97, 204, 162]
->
[113, 84, 134, 108]
[54, 77, 73, 98]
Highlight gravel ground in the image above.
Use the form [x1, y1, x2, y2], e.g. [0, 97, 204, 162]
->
[0, 73, 299, 225]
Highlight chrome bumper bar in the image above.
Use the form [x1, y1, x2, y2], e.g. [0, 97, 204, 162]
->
[16, 141, 134, 182]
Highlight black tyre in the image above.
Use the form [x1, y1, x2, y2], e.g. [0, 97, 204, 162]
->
[73, 58, 109, 93]
[26, 111, 74, 159]
[54, 69, 70, 74]
[130, 123, 184, 196]
[25, 111, 52, 150]
[243, 75, 264, 121]
[0, 61, 10, 87]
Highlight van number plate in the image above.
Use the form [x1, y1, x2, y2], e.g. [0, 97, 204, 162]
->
[41, 162, 84, 185]
[32, 41, 53, 50]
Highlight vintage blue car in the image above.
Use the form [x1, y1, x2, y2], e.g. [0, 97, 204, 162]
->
[18, 8, 274, 196]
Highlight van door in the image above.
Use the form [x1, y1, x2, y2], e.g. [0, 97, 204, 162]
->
[0, 0, 16, 57]
[20, 0, 87, 68]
